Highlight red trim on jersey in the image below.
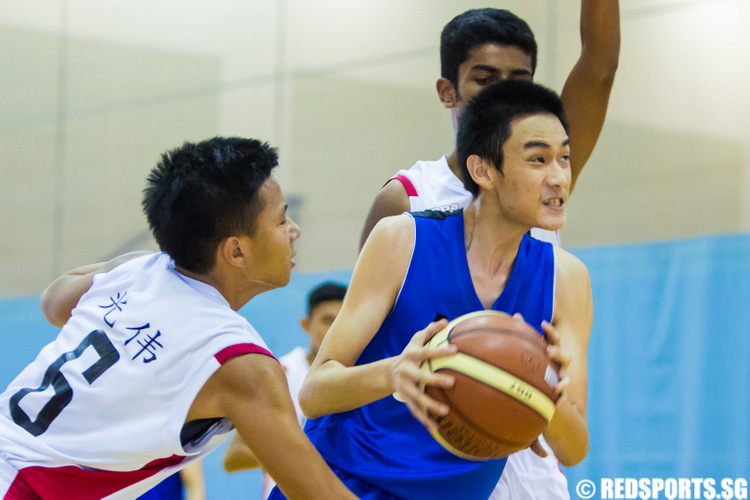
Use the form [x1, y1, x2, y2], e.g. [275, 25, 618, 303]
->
[6, 454, 185, 500]
[386, 175, 418, 197]
[214, 343, 275, 365]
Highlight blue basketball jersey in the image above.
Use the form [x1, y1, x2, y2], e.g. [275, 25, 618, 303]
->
[304, 210, 556, 500]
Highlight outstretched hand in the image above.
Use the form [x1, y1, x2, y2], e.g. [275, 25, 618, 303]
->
[391, 319, 457, 432]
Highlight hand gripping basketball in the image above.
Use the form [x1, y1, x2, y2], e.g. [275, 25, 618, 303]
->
[391, 318, 457, 433]
[421, 311, 561, 460]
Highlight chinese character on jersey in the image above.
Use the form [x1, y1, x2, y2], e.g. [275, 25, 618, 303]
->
[99, 291, 128, 327]
[124, 323, 163, 363]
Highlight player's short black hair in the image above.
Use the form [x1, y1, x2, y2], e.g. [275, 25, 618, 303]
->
[440, 8, 537, 88]
[307, 282, 347, 315]
[457, 80, 568, 197]
[142, 136, 277, 273]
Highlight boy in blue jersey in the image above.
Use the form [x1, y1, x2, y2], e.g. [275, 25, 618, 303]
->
[269, 81, 593, 500]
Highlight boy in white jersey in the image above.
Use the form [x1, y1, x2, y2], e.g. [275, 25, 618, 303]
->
[222, 282, 347, 499]
[360, 3, 620, 249]
[0, 137, 356, 500]
[358, 5, 619, 498]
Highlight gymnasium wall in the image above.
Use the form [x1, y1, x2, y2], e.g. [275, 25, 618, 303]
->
[2, 0, 750, 298]
[1, 233, 748, 499]
[2, 0, 750, 497]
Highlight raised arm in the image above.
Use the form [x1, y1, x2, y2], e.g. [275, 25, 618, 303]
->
[358, 179, 411, 251]
[543, 248, 593, 466]
[562, 0, 620, 192]
[40, 251, 152, 327]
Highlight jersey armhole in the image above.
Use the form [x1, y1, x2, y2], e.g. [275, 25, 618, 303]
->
[214, 344, 276, 365]
[385, 174, 418, 197]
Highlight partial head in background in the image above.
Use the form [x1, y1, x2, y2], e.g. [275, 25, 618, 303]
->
[438, 8, 538, 126]
[302, 282, 348, 360]
[142, 136, 292, 276]
[457, 80, 570, 230]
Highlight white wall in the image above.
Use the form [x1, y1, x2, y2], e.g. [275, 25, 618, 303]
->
[1, 0, 748, 296]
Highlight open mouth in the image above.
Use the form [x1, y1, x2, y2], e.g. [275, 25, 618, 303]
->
[543, 198, 565, 207]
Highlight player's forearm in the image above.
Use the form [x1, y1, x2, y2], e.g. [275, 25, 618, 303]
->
[179, 461, 206, 500]
[543, 397, 589, 466]
[580, 0, 621, 76]
[40, 252, 151, 327]
[299, 357, 396, 420]
[223, 434, 262, 472]
[244, 414, 357, 499]
[40, 272, 98, 327]
[271, 441, 357, 499]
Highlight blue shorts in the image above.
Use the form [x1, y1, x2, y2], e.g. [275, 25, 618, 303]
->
[267, 463, 399, 500]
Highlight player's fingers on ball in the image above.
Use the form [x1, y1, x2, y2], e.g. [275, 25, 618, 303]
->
[408, 404, 438, 432]
[422, 318, 448, 343]
[394, 379, 421, 406]
[541, 321, 560, 345]
[553, 377, 569, 401]
[545, 344, 570, 369]
[554, 388, 568, 406]
[425, 344, 457, 361]
[529, 438, 548, 458]
[410, 328, 429, 346]
[431, 317, 448, 330]
[417, 391, 449, 418]
[423, 368, 454, 389]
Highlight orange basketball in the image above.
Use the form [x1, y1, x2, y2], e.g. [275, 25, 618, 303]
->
[423, 310, 559, 460]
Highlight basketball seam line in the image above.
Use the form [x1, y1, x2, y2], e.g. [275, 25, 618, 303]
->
[429, 353, 556, 422]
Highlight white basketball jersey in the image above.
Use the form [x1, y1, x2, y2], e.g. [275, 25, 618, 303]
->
[261, 346, 310, 500]
[489, 435, 570, 500]
[391, 158, 569, 499]
[0, 253, 274, 499]
[390, 156, 562, 247]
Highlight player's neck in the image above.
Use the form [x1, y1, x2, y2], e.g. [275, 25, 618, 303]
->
[446, 151, 463, 179]
[463, 198, 526, 262]
[175, 264, 263, 311]
[306, 349, 316, 367]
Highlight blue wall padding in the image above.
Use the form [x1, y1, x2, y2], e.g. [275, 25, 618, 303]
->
[1, 234, 748, 499]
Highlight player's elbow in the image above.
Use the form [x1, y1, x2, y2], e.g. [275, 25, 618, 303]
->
[298, 382, 322, 421]
[578, 50, 619, 87]
[222, 454, 241, 473]
[223, 449, 260, 473]
[222, 451, 235, 472]
[299, 374, 336, 421]
[557, 432, 589, 467]
[39, 294, 69, 328]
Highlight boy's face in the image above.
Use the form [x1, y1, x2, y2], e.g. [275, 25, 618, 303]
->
[491, 113, 570, 231]
[454, 43, 533, 118]
[302, 300, 343, 352]
[241, 177, 301, 290]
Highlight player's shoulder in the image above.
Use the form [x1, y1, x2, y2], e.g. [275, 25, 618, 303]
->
[361, 213, 416, 260]
[372, 212, 415, 234]
[554, 247, 591, 284]
[396, 157, 447, 185]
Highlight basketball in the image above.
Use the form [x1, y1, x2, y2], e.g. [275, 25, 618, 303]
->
[423, 310, 559, 460]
